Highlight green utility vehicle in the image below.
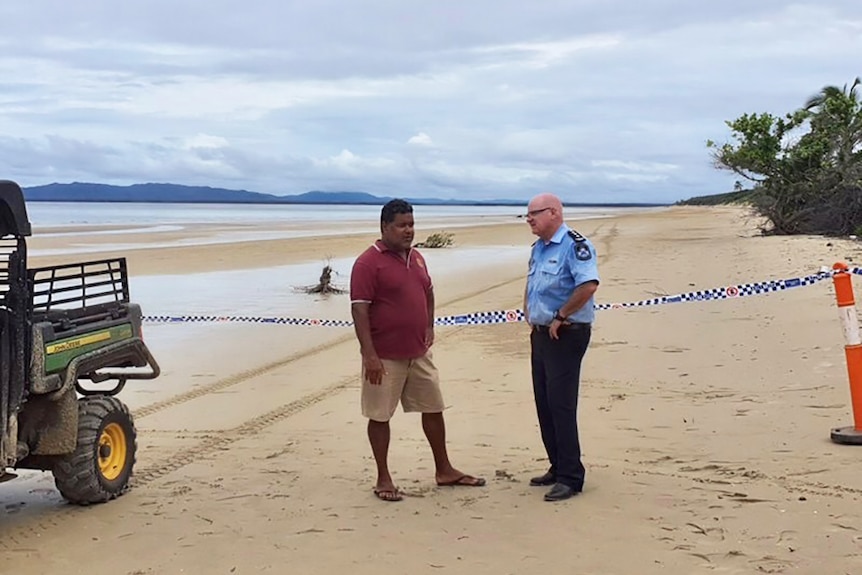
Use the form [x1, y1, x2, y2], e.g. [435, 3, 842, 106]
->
[0, 180, 160, 504]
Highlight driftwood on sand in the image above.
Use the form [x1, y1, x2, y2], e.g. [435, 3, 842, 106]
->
[298, 264, 346, 295]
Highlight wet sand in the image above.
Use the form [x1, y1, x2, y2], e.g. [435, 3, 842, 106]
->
[2, 205, 862, 574]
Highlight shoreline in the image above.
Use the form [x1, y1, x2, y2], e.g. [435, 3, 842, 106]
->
[24, 197, 671, 208]
[28, 208, 664, 275]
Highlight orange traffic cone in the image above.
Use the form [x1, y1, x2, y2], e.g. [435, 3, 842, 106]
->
[830, 262, 862, 445]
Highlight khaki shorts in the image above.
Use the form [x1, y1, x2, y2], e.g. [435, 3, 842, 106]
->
[361, 352, 445, 422]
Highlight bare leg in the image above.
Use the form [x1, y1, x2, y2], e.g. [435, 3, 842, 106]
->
[368, 419, 401, 500]
[421, 412, 451, 473]
[422, 412, 485, 486]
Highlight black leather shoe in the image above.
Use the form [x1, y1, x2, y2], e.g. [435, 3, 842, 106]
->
[544, 483, 577, 502]
[529, 471, 556, 486]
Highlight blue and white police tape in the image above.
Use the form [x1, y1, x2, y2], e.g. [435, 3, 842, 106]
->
[141, 266, 857, 328]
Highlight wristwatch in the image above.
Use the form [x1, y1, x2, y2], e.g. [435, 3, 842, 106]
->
[553, 310, 567, 322]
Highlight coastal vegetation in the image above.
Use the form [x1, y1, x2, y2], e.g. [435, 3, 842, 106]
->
[675, 188, 753, 207]
[681, 77, 862, 236]
[414, 231, 455, 248]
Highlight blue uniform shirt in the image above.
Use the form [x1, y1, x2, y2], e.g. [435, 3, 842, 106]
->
[526, 224, 600, 326]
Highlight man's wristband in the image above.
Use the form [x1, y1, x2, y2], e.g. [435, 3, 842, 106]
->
[554, 311, 567, 322]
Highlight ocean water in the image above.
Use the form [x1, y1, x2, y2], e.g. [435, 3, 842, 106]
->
[24, 202, 660, 358]
[131, 246, 529, 318]
[25, 201, 646, 228]
[26, 201, 657, 258]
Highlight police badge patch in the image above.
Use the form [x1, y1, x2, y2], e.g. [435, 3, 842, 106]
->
[575, 244, 592, 261]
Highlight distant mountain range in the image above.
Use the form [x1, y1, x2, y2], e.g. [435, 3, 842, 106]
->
[21, 182, 666, 207]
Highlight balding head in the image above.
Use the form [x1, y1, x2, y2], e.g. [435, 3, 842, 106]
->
[529, 193, 562, 213]
[526, 192, 564, 241]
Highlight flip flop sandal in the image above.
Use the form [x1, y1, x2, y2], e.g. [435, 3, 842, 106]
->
[373, 488, 403, 502]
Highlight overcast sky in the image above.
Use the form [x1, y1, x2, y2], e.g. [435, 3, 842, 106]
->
[1, 1, 860, 203]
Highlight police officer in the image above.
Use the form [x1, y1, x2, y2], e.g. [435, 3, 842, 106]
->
[523, 193, 600, 502]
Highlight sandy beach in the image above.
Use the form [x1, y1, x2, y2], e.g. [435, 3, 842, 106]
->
[2, 205, 861, 574]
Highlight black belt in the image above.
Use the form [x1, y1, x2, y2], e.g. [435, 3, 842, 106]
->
[534, 322, 590, 332]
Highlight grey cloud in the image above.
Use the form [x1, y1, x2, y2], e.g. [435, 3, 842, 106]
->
[1, 1, 860, 203]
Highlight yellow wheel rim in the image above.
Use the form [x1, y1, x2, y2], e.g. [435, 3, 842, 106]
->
[98, 422, 127, 481]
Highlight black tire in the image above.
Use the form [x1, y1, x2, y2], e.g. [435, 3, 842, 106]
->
[53, 396, 137, 505]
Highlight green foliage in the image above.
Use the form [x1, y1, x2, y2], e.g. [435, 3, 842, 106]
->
[676, 189, 756, 206]
[415, 231, 455, 248]
[708, 77, 862, 235]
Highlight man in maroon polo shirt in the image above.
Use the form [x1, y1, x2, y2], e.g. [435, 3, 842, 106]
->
[350, 198, 485, 502]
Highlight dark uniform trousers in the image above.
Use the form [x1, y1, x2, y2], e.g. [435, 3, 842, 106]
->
[530, 323, 591, 490]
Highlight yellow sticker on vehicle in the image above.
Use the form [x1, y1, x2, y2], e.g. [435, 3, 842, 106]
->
[46, 331, 112, 355]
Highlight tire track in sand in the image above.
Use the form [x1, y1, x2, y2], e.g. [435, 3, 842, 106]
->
[131, 374, 355, 485]
[3, 224, 621, 547]
[131, 273, 528, 421]
[0, 272, 530, 548]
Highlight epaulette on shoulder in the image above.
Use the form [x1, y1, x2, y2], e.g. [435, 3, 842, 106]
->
[569, 229, 593, 261]
[567, 229, 586, 243]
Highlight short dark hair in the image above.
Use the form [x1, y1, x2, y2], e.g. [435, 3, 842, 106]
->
[381, 198, 413, 225]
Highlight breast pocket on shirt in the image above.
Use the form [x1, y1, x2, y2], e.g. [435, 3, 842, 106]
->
[540, 260, 564, 277]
